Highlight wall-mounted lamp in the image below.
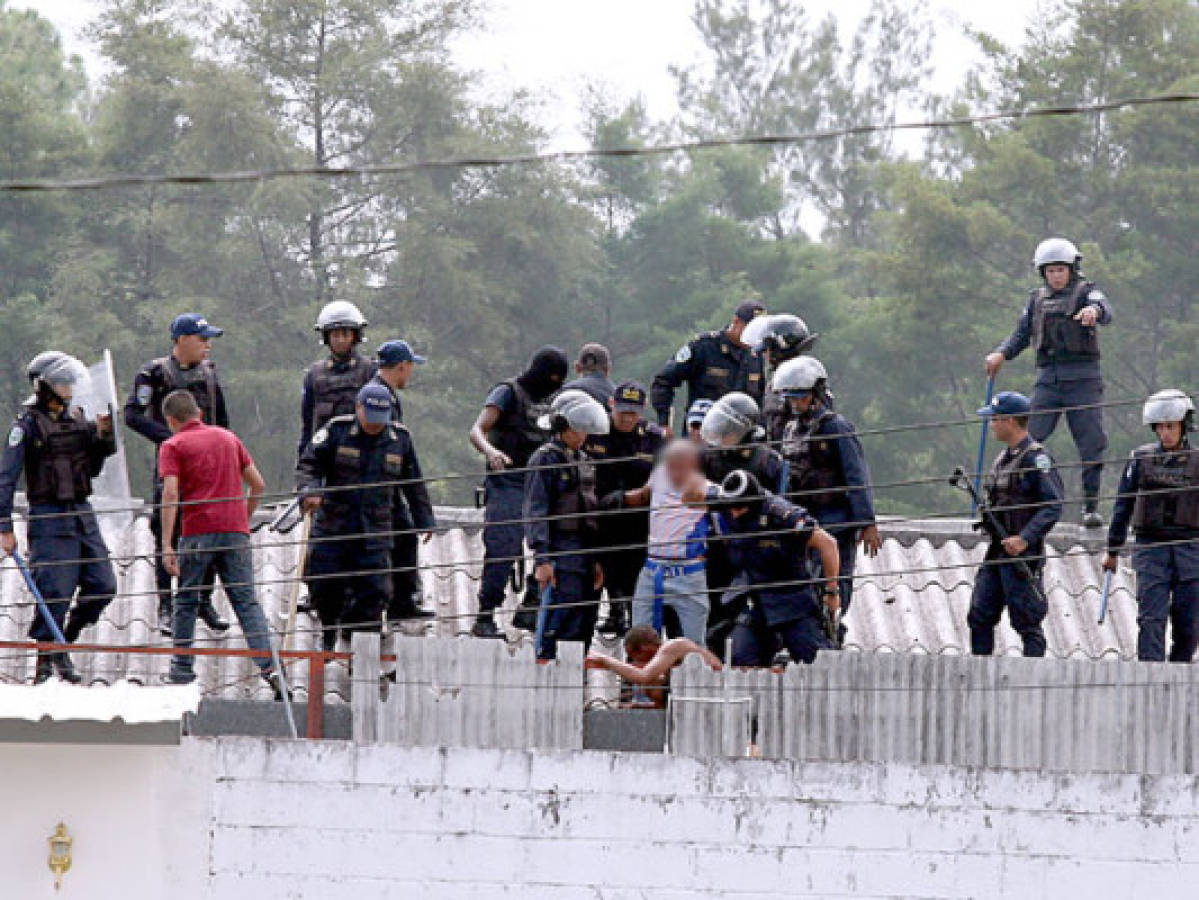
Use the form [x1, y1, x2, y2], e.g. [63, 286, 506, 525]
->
[47, 822, 72, 891]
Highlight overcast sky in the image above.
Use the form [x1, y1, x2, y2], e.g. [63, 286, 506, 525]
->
[21, 0, 1042, 147]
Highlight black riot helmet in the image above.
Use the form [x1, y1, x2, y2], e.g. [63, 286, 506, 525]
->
[717, 468, 766, 515]
[518, 345, 569, 401]
[742, 314, 819, 363]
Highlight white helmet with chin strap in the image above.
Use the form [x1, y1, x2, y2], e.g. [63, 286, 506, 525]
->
[1142, 389, 1195, 431]
[314, 301, 368, 339]
[771, 356, 828, 395]
[1032, 237, 1082, 273]
[537, 389, 611, 436]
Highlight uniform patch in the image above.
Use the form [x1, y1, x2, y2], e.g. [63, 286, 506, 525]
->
[312, 427, 329, 446]
[1034, 454, 1052, 472]
[136, 384, 153, 407]
[1086, 289, 1106, 302]
[674, 345, 692, 364]
[7, 426, 23, 448]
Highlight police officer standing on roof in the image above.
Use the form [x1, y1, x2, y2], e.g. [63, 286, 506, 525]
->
[297, 383, 434, 650]
[525, 389, 610, 660]
[774, 357, 880, 624]
[652, 300, 767, 429]
[468, 346, 569, 638]
[1103, 390, 1198, 663]
[740, 314, 819, 442]
[563, 343, 616, 407]
[985, 238, 1112, 527]
[125, 313, 230, 634]
[587, 381, 665, 637]
[699, 392, 786, 490]
[298, 301, 376, 457]
[0, 353, 118, 684]
[968, 391, 1064, 657]
[369, 339, 434, 622]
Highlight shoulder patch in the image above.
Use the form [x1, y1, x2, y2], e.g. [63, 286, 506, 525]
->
[1034, 453, 1052, 472]
[7, 425, 23, 448]
[1086, 289, 1106, 302]
[674, 345, 692, 364]
[136, 384, 153, 407]
[311, 427, 329, 447]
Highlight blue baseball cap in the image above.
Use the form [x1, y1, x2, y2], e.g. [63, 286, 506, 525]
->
[357, 383, 395, 424]
[613, 381, 647, 413]
[377, 339, 426, 366]
[170, 313, 224, 340]
[977, 391, 1032, 417]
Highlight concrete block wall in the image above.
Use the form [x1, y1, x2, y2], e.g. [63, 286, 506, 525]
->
[202, 738, 1197, 899]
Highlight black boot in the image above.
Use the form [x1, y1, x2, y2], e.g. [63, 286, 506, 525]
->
[198, 600, 231, 633]
[262, 668, 291, 703]
[597, 600, 629, 638]
[471, 614, 504, 639]
[33, 652, 54, 684]
[53, 653, 82, 684]
[158, 597, 173, 636]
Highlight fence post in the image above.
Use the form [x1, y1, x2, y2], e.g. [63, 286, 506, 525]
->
[305, 652, 325, 740]
[351, 633, 381, 743]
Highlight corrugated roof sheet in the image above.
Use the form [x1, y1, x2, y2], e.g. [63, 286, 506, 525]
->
[0, 507, 1174, 702]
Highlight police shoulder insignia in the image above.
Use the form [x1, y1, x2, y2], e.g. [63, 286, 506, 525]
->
[312, 427, 329, 446]
[674, 345, 692, 364]
[1086, 289, 1106, 302]
[7, 425, 23, 448]
[136, 384, 153, 407]
[1034, 454, 1052, 472]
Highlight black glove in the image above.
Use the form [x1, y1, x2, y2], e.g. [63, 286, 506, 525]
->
[599, 490, 625, 511]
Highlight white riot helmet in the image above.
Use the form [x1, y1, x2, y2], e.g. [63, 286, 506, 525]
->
[27, 351, 90, 406]
[700, 392, 761, 447]
[1142, 389, 1195, 431]
[314, 301, 368, 339]
[537, 389, 610, 436]
[771, 356, 828, 395]
[742, 313, 819, 358]
[1032, 238, 1082, 273]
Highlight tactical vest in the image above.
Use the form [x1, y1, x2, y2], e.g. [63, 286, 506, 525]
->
[551, 450, 599, 538]
[309, 352, 374, 432]
[782, 410, 844, 509]
[984, 441, 1046, 538]
[762, 390, 790, 443]
[1030, 279, 1100, 366]
[155, 356, 218, 424]
[24, 408, 94, 504]
[1131, 443, 1199, 531]
[322, 417, 409, 535]
[487, 379, 552, 468]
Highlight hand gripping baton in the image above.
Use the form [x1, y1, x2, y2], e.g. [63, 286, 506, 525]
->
[1097, 568, 1114, 625]
[971, 375, 996, 514]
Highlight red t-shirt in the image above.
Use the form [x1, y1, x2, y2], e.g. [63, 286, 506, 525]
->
[158, 420, 254, 537]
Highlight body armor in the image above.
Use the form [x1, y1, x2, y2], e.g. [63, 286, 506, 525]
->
[1030, 280, 1100, 366]
[762, 390, 790, 443]
[984, 441, 1046, 539]
[155, 356, 218, 424]
[487, 379, 552, 468]
[550, 450, 599, 538]
[781, 410, 844, 509]
[24, 409, 94, 504]
[309, 352, 374, 431]
[1131, 443, 1199, 531]
[316, 416, 409, 539]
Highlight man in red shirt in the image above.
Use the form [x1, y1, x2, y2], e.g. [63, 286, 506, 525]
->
[158, 390, 284, 697]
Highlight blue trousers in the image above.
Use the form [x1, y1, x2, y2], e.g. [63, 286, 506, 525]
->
[537, 568, 597, 661]
[1132, 542, 1199, 662]
[967, 554, 1048, 657]
[478, 474, 525, 614]
[1029, 376, 1107, 497]
[730, 607, 830, 666]
[306, 534, 391, 635]
[27, 506, 116, 643]
[631, 561, 709, 644]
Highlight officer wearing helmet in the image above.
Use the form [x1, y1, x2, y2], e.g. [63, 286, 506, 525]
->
[985, 238, 1113, 527]
[774, 357, 880, 623]
[468, 346, 569, 638]
[694, 469, 841, 666]
[125, 313, 230, 634]
[0, 353, 118, 683]
[969, 391, 1065, 657]
[1102, 390, 1198, 662]
[741, 314, 820, 441]
[651, 300, 767, 430]
[525, 389, 610, 659]
[299, 301, 376, 457]
[699, 392, 786, 491]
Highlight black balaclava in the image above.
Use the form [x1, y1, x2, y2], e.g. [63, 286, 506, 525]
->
[518, 345, 569, 401]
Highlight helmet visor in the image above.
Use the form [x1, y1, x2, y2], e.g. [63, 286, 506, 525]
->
[39, 356, 90, 400]
[700, 404, 753, 447]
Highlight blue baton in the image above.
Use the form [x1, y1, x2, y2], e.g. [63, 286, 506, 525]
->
[12, 549, 67, 644]
[1097, 569, 1114, 625]
[971, 375, 996, 514]
[534, 585, 554, 658]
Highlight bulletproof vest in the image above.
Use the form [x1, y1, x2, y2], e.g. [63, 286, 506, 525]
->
[762, 390, 790, 443]
[550, 448, 599, 537]
[24, 408, 94, 504]
[984, 441, 1046, 539]
[782, 410, 844, 509]
[487, 379, 552, 468]
[156, 356, 219, 425]
[1131, 443, 1199, 531]
[322, 418, 409, 536]
[1030, 280, 1100, 365]
[309, 351, 374, 432]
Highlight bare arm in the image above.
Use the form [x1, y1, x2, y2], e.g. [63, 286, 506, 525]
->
[468, 406, 511, 470]
[809, 526, 841, 611]
[242, 463, 266, 519]
[587, 638, 721, 686]
[161, 475, 181, 575]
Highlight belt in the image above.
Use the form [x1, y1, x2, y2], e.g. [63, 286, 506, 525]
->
[643, 558, 706, 633]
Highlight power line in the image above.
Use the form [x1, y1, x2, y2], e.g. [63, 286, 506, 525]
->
[0, 94, 1194, 193]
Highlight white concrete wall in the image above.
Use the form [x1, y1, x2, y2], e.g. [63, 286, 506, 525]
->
[3, 737, 1197, 899]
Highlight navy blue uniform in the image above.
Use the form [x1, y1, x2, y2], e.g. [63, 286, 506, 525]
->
[651, 330, 765, 427]
[782, 406, 876, 614]
[0, 406, 118, 643]
[995, 278, 1112, 499]
[968, 436, 1064, 657]
[1107, 442, 1198, 662]
[524, 439, 600, 659]
[714, 494, 831, 665]
[297, 415, 434, 643]
[298, 350, 378, 457]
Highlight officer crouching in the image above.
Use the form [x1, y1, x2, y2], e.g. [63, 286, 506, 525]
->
[1103, 390, 1198, 662]
[297, 384, 435, 650]
[968, 392, 1064, 657]
[0, 353, 118, 683]
[526, 390, 610, 660]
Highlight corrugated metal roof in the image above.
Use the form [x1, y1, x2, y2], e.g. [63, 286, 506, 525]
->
[0, 507, 1170, 701]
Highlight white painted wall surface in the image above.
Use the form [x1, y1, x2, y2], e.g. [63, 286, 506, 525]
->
[2, 737, 1196, 899]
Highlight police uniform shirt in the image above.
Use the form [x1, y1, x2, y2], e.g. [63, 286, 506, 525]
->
[124, 357, 229, 446]
[523, 439, 595, 571]
[719, 496, 816, 627]
[650, 329, 765, 425]
[1107, 441, 1199, 549]
[298, 351, 380, 455]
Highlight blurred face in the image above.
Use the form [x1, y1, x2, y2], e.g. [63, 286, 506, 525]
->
[612, 410, 640, 433]
[174, 334, 212, 366]
[327, 327, 357, 356]
[1155, 421, 1184, 450]
[1043, 263, 1072, 291]
[663, 441, 700, 490]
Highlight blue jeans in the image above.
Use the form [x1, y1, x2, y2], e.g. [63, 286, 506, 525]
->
[170, 532, 274, 682]
[631, 562, 709, 644]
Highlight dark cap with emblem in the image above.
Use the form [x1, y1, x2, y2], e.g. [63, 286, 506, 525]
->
[734, 299, 766, 323]
[356, 382, 395, 424]
[171, 313, 224, 340]
[612, 381, 647, 413]
[977, 391, 1032, 417]
[377, 339, 426, 366]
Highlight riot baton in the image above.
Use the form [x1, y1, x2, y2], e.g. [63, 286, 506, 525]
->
[268, 496, 304, 534]
[971, 375, 996, 515]
[949, 466, 1048, 606]
[1097, 568, 1114, 625]
[9, 549, 68, 644]
[534, 584, 554, 659]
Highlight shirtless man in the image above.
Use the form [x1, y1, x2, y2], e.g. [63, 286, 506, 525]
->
[587, 625, 722, 708]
